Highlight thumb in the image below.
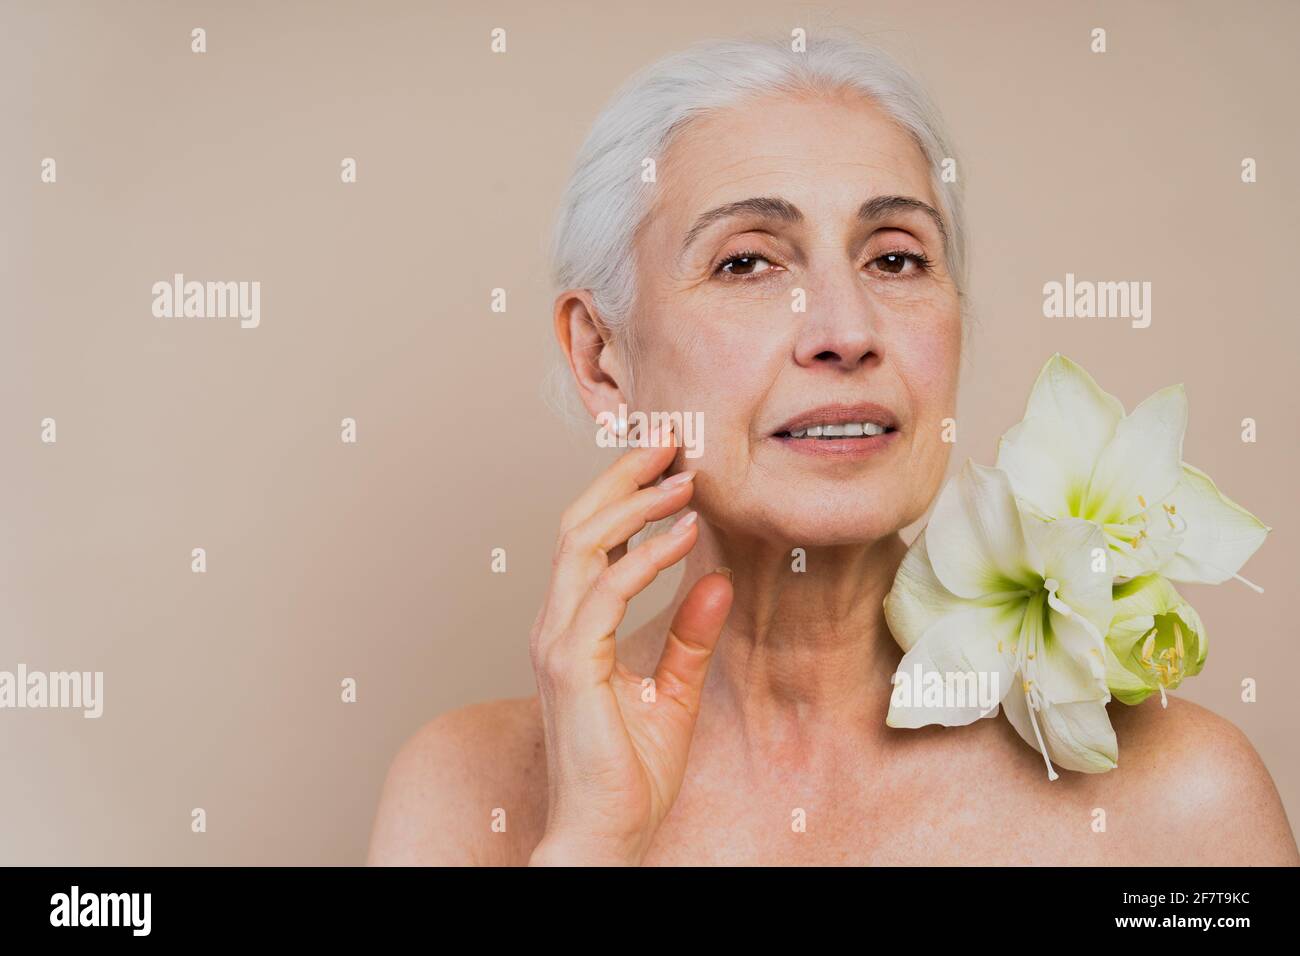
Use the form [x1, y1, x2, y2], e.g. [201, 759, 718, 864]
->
[653, 569, 733, 717]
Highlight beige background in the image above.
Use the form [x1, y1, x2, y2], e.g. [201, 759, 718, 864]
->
[2, 0, 1296, 864]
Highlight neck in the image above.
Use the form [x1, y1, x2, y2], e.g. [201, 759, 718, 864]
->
[666, 521, 909, 741]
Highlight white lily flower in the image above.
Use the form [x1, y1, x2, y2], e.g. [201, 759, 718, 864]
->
[995, 354, 1269, 587]
[885, 461, 1117, 778]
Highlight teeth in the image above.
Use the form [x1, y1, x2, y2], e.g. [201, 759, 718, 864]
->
[784, 421, 889, 439]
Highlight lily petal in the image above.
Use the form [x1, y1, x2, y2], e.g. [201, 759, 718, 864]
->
[885, 603, 1021, 729]
[1023, 515, 1114, 637]
[1107, 514, 1183, 579]
[926, 462, 1035, 600]
[996, 354, 1124, 517]
[1111, 572, 1182, 622]
[882, 530, 964, 652]
[1179, 600, 1208, 676]
[997, 416, 1087, 519]
[1001, 691, 1118, 773]
[1158, 463, 1270, 585]
[1103, 642, 1155, 706]
[1107, 610, 1157, 650]
[1038, 610, 1109, 704]
[1084, 384, 1187, 523]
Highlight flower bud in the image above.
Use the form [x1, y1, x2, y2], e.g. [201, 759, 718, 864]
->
[1104, 573, 1206, 707]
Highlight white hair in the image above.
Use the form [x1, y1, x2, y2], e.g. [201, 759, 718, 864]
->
[547, 32, 969, 407]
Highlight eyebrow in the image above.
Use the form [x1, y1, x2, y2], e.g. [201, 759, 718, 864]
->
[859, 195, 949, 248]
[679, 194, 948, 258]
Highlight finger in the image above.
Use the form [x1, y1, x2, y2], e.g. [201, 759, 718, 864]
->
[544, 448, 692, 633]
[559, 471, 694, 561]
[546, 511, 701, 685]
[652, 571, 734, 718]
[558, 420, 678, 535]
[549, 473, 695, 609]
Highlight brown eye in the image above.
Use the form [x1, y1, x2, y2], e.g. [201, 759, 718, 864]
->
[866, 250, 933, 277]
[718, 253, 773, 277]
[875, 253, 910, 274]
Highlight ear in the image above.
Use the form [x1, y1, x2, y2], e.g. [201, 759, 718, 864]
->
[553, 289, 630, 422]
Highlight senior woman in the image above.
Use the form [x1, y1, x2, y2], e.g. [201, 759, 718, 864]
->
[368, 36, 1298, 866]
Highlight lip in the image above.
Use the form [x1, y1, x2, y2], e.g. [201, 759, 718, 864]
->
[771, 429, 899, 459]
[770, 401, 900, 436]
[767, 401, 901, 461]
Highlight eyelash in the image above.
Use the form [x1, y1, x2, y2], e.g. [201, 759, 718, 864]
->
[713, 248, 934, 279]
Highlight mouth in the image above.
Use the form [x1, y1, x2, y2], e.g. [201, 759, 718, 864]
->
[769, 402, 900, 458]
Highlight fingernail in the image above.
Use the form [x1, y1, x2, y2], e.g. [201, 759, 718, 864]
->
[714, 566, 733, 580]
[671, 510, 698, 534]
[660, 470, 695, 490]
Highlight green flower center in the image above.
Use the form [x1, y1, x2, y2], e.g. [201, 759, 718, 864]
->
[1128, 611, 1191, 705]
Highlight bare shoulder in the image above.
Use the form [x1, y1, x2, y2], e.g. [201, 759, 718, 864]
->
[1101, 695, 1300, 865]
[366, 696, 548, 866]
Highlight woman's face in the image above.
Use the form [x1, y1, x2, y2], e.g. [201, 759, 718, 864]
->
[625, 89, 962, 546]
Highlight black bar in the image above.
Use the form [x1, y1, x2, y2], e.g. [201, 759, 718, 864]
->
[0, 866, 1287, 941]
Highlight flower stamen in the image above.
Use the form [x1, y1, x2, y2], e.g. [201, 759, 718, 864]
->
[1023, 681, 1059, 782]
[1017, 591, 1059, 781]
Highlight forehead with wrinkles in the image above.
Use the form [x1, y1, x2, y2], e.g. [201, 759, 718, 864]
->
[637, 90, 943, 269]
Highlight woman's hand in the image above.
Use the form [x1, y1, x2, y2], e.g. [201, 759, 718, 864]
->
[527, 429, 733, 866]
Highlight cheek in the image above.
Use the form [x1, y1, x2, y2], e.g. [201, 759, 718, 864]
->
[642, 302, 787, 422]
[627, 328, 763, 476]
[899, 306, 961, 419]
[894, 312, 961, 485]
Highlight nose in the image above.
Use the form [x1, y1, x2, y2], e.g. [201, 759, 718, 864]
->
[792, 269, 881, 371]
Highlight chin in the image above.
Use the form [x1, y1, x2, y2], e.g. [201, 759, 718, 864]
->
[720, 495, 910, 549]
